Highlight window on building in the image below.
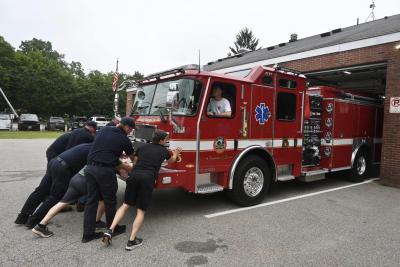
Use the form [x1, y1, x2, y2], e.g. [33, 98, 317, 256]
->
[277, 92, 296, 121]
[279, 79, 297, 89]
[206, 82, 236, 118]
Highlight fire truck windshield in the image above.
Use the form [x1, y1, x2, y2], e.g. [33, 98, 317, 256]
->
[132, 78, 202, 116]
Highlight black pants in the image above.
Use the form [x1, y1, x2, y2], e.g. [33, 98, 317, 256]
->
[83, 165, 117, 236]
[20, 154, 57, 215]
[20, 169, 52, 215]
[31, 160, 72, 221]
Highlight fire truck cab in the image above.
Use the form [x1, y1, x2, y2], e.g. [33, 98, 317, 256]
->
[130, 65, 383, 206]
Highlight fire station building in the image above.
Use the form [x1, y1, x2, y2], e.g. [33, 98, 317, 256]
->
[203, 14, 400, 187]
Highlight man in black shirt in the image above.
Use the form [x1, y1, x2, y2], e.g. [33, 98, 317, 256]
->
[15, 132, 72, 225]
[101, 130, 181, 250]
[106, 118, 119, 127]
[46, 132, 72, 162]
[82, 117, 135, 243]
[25, 143, 92, 228]
[65, 121, 97, 149]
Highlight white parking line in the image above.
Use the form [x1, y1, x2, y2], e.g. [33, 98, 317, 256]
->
[205, 178, 379, 219]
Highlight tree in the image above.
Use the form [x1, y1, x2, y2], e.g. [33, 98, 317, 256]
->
[228, 27, 261, 56]
[0, 37, 16, 112]
[19, 38, 64, 62]
[0, 36, 145, 119]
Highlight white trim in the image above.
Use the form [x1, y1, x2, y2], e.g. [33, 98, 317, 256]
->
[204, 178, 379, 218]
[126, 88, 137, 93]
[322, 138, 354, 146]
[237, 140, 272, 149]
[169, 140, 197, 150]
[330, 166, 352, 172]
[211, 32, 400, 73]
[277, 175, 295, 181]
[169, 138, 303, 151]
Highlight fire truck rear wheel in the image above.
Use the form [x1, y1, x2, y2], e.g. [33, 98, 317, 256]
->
[349, 149, 370, 182]
[228, 155, 271, 207]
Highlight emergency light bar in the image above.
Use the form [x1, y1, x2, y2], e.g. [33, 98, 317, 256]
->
[142, 64, 200, 83]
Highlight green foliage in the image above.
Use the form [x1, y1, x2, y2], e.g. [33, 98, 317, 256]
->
[0, 36, 143, 119]
[0, 131, 62, 139]
[228, 27, 261, 56]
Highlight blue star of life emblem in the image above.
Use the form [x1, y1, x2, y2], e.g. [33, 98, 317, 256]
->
[255, 103, 271, 125]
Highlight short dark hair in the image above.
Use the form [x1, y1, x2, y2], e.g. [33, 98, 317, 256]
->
[152, 130, 168, 144]
[86, 121, 97, 129]
[120, 117, 135, 128]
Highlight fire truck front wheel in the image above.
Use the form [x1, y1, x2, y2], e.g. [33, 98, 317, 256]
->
[350, 149, 370, 182]
[228, 155, 271, 206]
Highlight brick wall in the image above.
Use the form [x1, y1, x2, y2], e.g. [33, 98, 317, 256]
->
[278, 42, 400, 186]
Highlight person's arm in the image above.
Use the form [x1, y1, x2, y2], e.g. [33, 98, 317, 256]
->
[217, 111, 232, 117]
[206, 100, 214, 116]
[115, 161, 133, 173]
[123, 136, 136, 163]
[218, 99, 232, 117]
[131, 155, 138, 166]
[168, 147, 182, 163]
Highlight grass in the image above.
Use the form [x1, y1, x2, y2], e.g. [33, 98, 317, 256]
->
[0, 131, 63, 139]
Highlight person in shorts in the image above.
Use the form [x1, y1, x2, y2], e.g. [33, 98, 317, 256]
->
[101, 130, 181, 250]
[32, 162, 132, 238]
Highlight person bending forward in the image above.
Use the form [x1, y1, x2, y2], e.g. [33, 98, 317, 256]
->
[101, 130, 181, 251]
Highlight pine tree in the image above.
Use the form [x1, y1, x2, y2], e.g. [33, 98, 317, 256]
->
[228, 27, 261, 56]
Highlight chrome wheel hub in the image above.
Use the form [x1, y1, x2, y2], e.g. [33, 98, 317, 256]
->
[243, 167, 264, 197]
[357, 156, 366, 175]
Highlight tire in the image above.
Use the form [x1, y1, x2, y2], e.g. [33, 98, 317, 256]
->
[348, 148, 370, 182]
[227, 155, 271, 206]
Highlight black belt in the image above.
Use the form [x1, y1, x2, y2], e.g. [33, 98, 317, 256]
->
[88, 161, 113, 168]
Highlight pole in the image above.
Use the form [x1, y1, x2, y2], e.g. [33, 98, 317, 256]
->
[113, 58, 119, 118]
[0, 87, 18, 118]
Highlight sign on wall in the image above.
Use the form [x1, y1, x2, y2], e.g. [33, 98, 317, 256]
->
[389, 97, 400, 113]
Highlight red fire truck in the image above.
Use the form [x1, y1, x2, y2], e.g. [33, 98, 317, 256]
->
[129, 65, 383, 206]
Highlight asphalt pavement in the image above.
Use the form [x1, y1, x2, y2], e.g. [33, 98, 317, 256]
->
[0, 139, 399, 266]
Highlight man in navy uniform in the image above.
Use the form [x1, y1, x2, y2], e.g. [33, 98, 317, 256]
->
[82, 117, 135, 243]
[46, 132, 72, 162]
[25, 143, 93, 228]
[66, 121, 97, 149]
[101, 130, 181, 250]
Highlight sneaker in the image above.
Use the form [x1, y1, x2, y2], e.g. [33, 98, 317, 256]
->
[14, 213, 29, 225]
[25, 215, 40, 229]
[82, 232, 104, 243]
[32, 224, 53, 238]
[101, 229, 113, 247]
[125, 238, 143, 251]
[95, 220, 107, 230]
[112, 225, 126, 237]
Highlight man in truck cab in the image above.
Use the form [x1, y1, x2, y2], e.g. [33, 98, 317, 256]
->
[206, 85, 232, 117]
